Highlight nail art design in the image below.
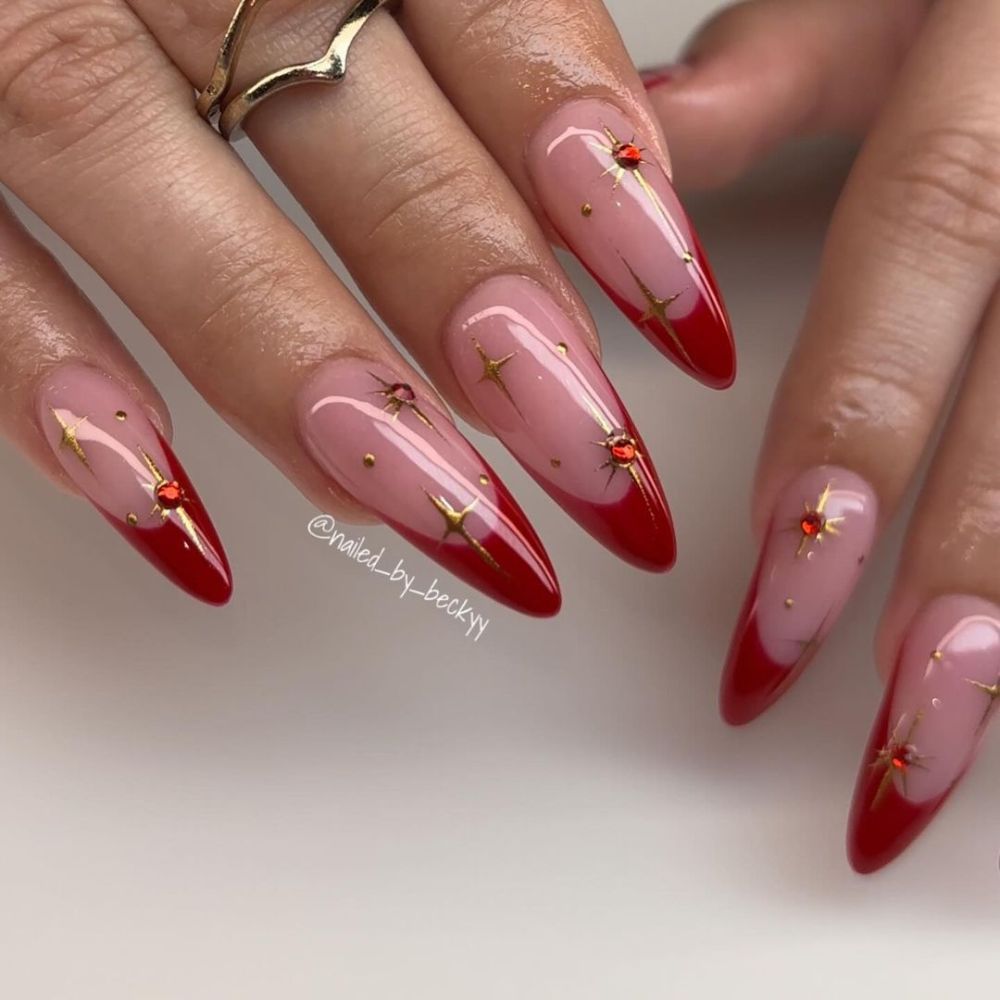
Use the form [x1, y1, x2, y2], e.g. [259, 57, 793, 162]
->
[444, 276, 675, 571]
[720, 467, 877, 725]
[297, 357, 561, 616]
[37, 364, 232, 605]
[527, 98, 735, 388]
[848, 596, 1000, 873]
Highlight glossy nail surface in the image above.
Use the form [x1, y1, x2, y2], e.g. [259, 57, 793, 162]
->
[527, 98, 735, 388]
[444, 276, 675, 571]
[297, 358, 560, 616]
[37, 364, 232, 605]
[848, 596, 1000, 873]
[721, 467, 877, 724]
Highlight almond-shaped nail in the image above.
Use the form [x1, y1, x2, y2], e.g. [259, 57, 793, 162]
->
[36, 364, 232, 605]
[527, 98, 735, 388]
[444, 275, 675, 571]
[297, 358, 560, 616]
[848, 596, 1000, 873]
[720, 467, 877, 725]
[639, 63, 691, 90]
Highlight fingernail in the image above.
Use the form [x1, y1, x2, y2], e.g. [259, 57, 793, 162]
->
[444, 275, 675, 571]
[526, 97, 735, 388]
[720, 467, 877, 725]
[848, 596, 1000, 873]
[36, 364, 232, 605]
[639, 63, 692, 90]
[297, 358, 561, 616]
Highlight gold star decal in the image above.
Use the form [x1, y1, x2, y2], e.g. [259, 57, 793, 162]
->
[966, 672, 1000, 727]
[585, 399, 658, 526]
[473, 340, 523, 417]
[871, 711, 929, 808]
[794, 483, 846, 557]
[370, 373, 435, 430]
[138, 448, 205, 556]
[622, 259, 692, 366]
[425, 492, 500, 572]
[50, 409, 91, 470]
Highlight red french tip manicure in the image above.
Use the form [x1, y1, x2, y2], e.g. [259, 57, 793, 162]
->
[37, 364, 232, 606]
[527, 98, 736, 390]
[105, 433, 232, 606]
[443, 275, 675, 573]
[720, 469, 878, 725]
[848, 596, 1000, 873]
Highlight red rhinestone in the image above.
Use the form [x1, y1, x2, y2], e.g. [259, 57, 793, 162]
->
[800, 511, 825, 537]
[391, 382, 416, 402]
[890, 746, 911, 770]
[615, 142, 644, 169]
[609, 435, 637, 464]
[156, 481, 185, 509]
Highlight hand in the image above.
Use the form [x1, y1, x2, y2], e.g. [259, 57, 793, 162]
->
[0, 0, 736, 611]
[644, 0, 1000, 871]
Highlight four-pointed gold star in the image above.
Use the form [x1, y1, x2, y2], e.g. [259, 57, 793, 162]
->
[621, 260, 691, 365]
[966, 672, 1000, 727]
[473, 340, 522, 417]
[138, 448, 205, 556]
[370, 373, 435, 430]
[871, 711, 929, 808]
[425, 492, 500, 571]
[50, 408, 91, 470]
[794, 483, 846, 557]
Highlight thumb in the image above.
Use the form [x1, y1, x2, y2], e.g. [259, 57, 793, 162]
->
[643, 0, 930, 191]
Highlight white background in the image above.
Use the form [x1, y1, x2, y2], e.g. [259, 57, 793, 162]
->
[2, 0, 998, 997]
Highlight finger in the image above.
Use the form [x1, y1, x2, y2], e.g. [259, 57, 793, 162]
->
[399, 0, 737, 388]
[642, 0, 931, 190]
[0, 0, 559, 615]
[0, 198, 231, 604]
[718, 0, 1000, 724]
[126, 0, 676, 571]
[847, 289, 1000, 873]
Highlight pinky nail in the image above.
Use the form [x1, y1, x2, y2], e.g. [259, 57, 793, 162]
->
[36, 364, 232, 605]
[526, 97, 735, 388]
[848, 596, 1000, 873]
[444, 275, 675, 571]
[720, 467, 877, 724]
[297, 357, 561, 617]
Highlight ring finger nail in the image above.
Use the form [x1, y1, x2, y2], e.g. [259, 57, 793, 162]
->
[527, 98, 735, 388]
[848, 596, 1000, 873]
[297, 358, 561, 616]
[444, 275, 675, 571]
[721, 467, 878, 724]
[36, 364, 232, 605]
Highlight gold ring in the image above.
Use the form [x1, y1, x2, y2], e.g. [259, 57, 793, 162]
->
[197, 0, 397, 141]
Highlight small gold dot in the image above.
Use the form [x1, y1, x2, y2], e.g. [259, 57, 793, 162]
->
[479, 474, 489, 486]
[784, 598, 795, 609]
[115, 410, 127, 421]
[550, 458, 562, 469]
[932, 649, 943, 661]
[126, 513, 139, 526]
[581, 203, 593, 217]
[682, 251, 694, 263]
[363, 453, 376, 468]
[556, 342, 569, 355]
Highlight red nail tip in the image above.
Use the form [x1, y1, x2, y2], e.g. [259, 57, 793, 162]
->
[107, 432, 233, 606]
[847, 697, 944, 874]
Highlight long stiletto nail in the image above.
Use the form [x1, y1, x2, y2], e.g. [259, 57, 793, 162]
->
[848, 596, 1000, 873]
[526, 98, 735, 388]
[297, 358, 560, 616]
[444, 275, 675, 571]
[639, 63, 691, 90]
[720, 467, 877, 725]
[36, 364, 232, 605]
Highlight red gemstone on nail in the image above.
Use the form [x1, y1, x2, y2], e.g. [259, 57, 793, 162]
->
[614, 142, 644, 169]
[156, 480, 185, 509]
[800, 511, 824, 537]
[390, 382, 415, 402]
[610, 437, 637, 464]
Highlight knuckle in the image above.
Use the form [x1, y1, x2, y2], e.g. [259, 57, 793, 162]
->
[876, 124, 1000, 257]
[0, 1, 150, 141]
